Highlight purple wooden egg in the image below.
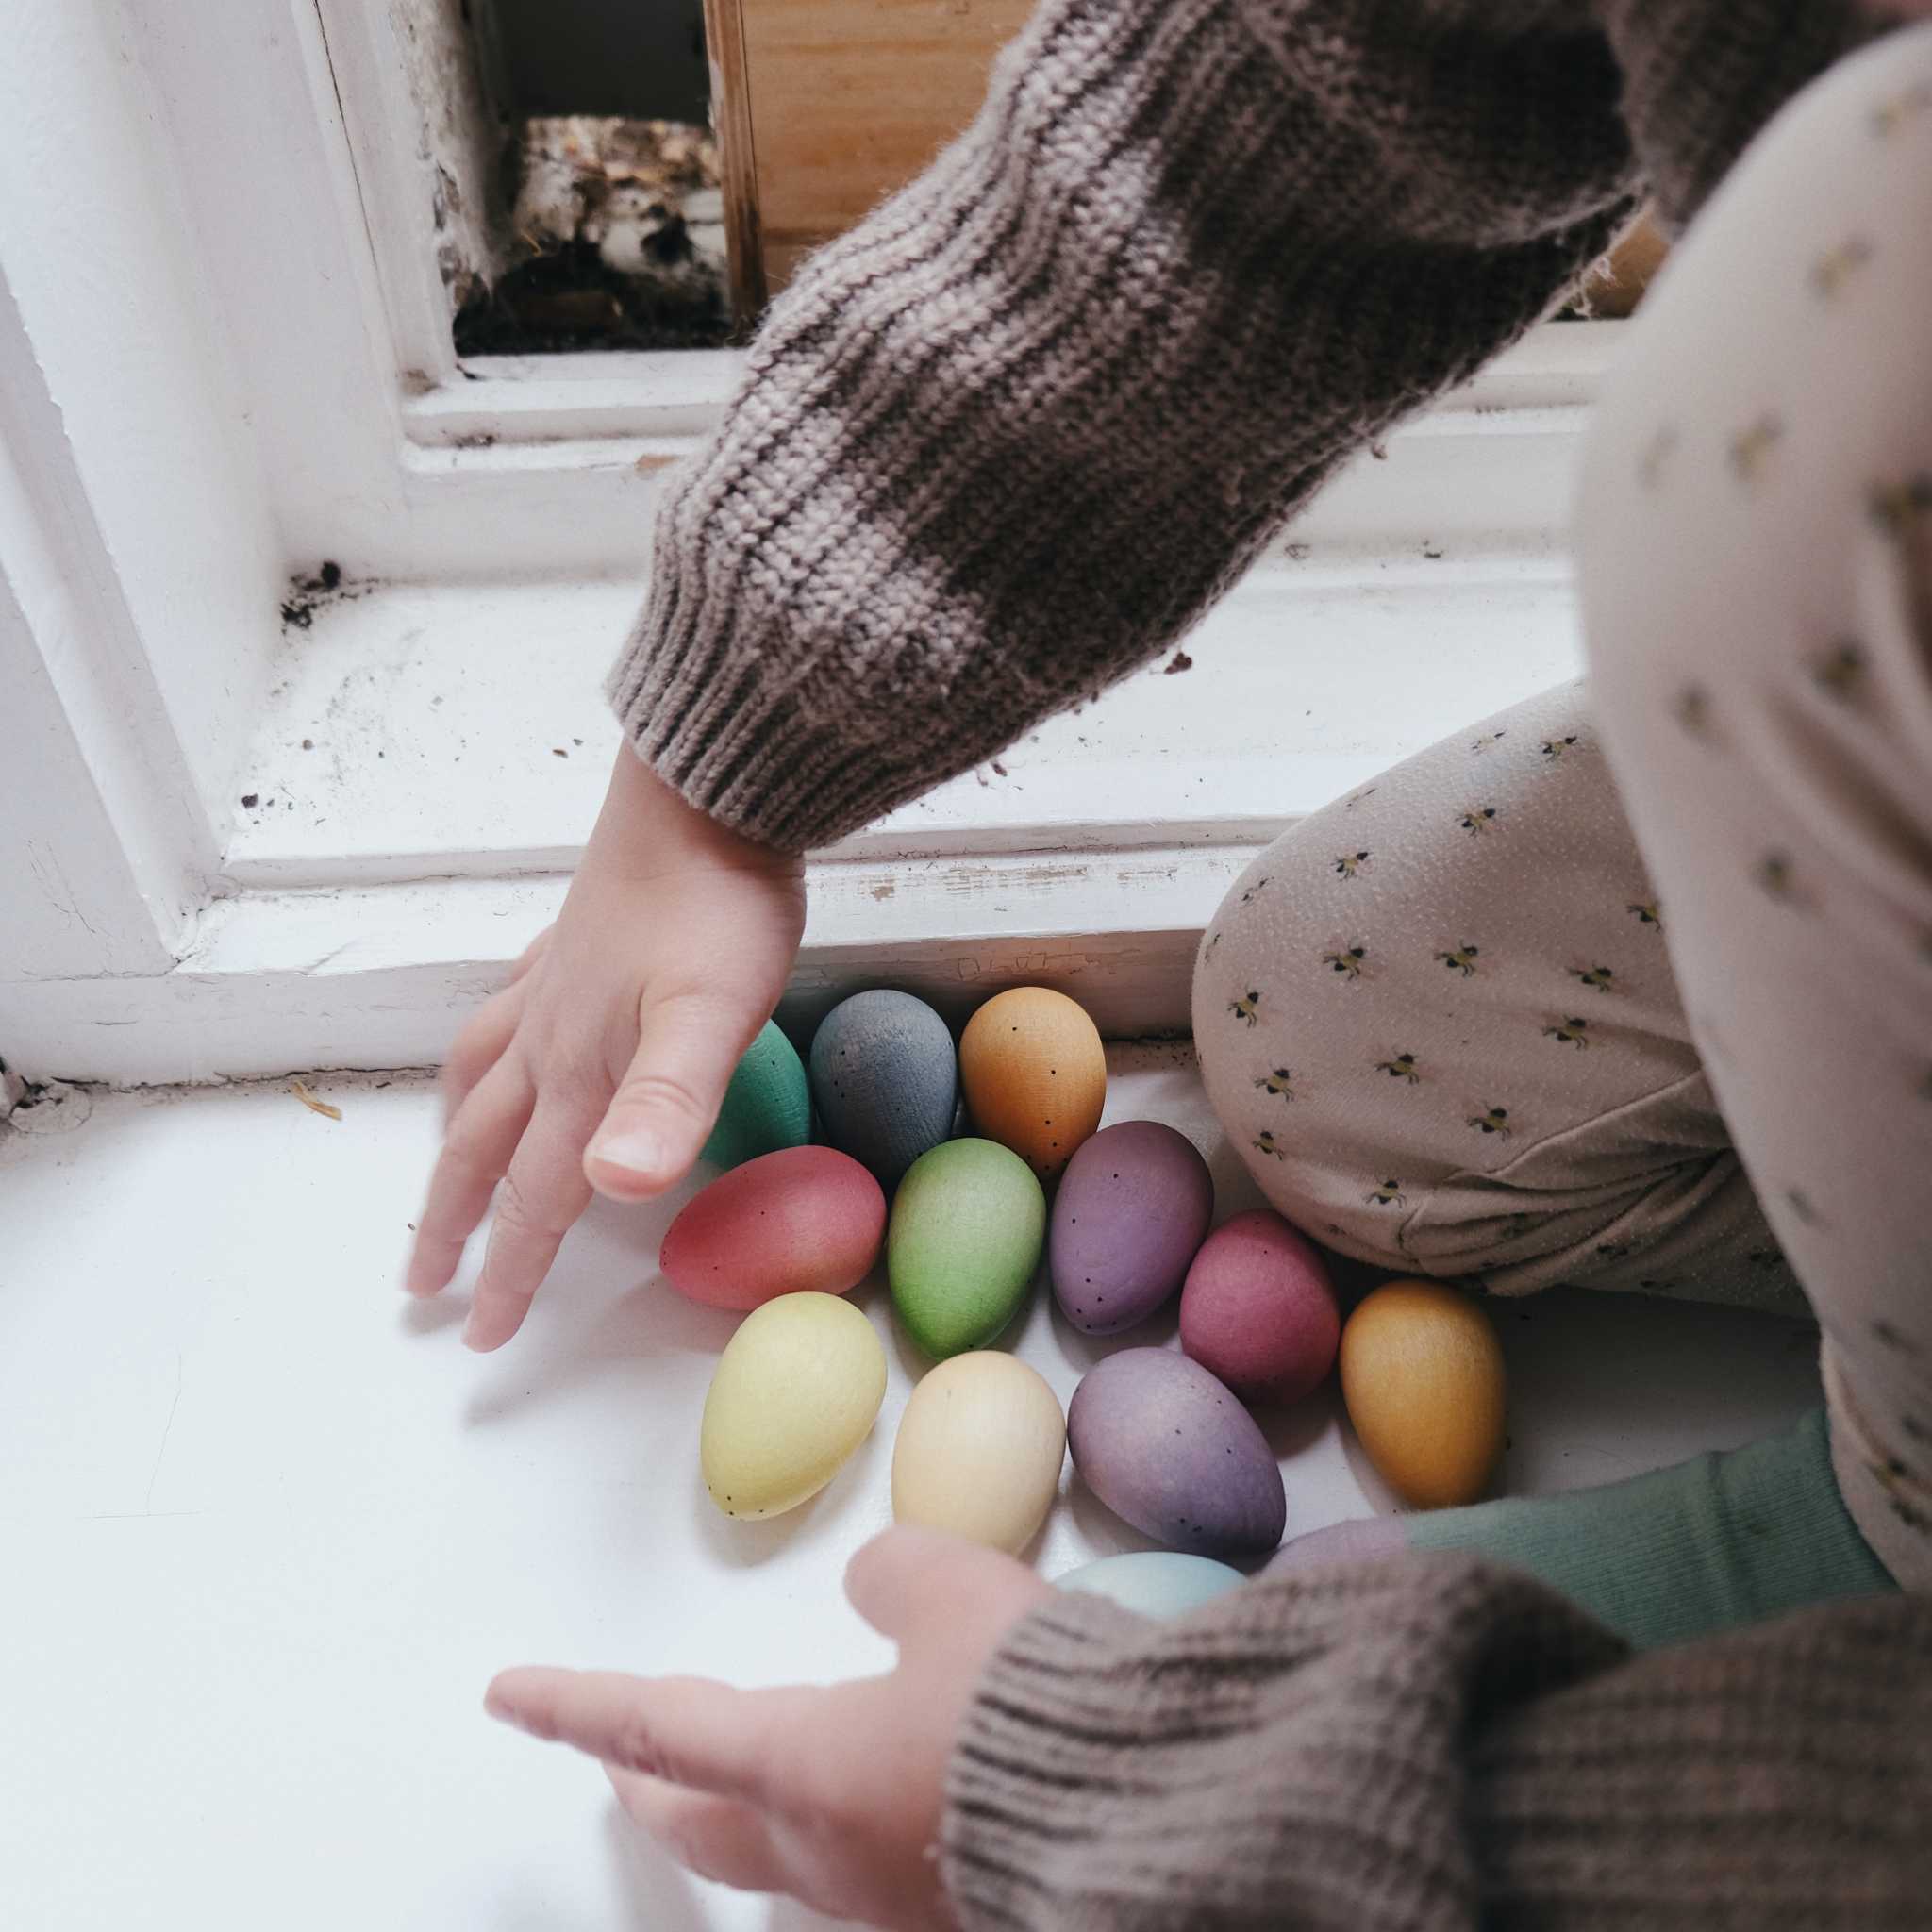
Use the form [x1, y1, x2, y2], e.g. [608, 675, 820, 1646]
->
[1067, 1348, 1286, 1558]
[1050, 1122, 1214, 1335]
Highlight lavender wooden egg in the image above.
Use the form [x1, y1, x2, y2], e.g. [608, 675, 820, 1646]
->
[1067, 1349, 1286, 1558]
[1179, 1209, 1340, 1404]
[810, 990, 958, 1189]
[659, 1146, 886, 1312]
[1050, 1121, 1213, 1335]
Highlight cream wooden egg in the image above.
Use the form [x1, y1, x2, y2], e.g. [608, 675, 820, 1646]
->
[891, 1351, 1066, 1554]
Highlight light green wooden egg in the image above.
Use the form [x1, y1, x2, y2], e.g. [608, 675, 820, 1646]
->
[887, 1139, 1045, 1359]
[701, 1019, 811, 1171]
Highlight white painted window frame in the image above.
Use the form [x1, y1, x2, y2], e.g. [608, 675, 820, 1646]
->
[0, 0, 1616, 1091]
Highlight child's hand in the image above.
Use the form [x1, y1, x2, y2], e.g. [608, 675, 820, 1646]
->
[484, 1527, 1053, 1929]
[406, 747, 805, 1349]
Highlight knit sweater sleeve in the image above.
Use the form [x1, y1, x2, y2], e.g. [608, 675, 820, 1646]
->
[608, 0, 1642, 851]
[941, 1554, 1932, 1930]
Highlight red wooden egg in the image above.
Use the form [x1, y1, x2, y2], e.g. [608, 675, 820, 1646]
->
[660, 1146, 886, 1311]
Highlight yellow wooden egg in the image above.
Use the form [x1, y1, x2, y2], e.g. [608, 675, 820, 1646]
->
[891, 1351, 1067, 1553]
[958, 987, 1106, 1180]
[700, 1292, 887, 1519]
[1339, 1279, 1506, 1509]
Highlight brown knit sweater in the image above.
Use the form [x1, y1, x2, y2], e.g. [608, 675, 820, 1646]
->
[609, 0, 1878, 853]
[945, 1555, 1932, 1928]
[616, 5, 1921, 1919]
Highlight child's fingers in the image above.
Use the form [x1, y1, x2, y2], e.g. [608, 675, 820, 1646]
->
[504, 924, 553, 986]
[583, 986, 761, 1201]
[441, 983, 525, 1128]
[605, 1769, 788, 1895]
[486, 1668, 806, 1804]
[405, 1058, 535, 1296]
[463, 1091, 602, 1351]
[844, 1526, 1040, 1642]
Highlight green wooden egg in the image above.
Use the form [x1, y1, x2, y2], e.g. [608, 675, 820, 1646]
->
[701, 1020, 811, 1171]
[887, 1138, 1045, 1359]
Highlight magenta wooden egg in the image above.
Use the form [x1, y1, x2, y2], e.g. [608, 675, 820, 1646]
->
[1050, 1121, 1214, 1335]
[660, 1146, 886, 1312]
[1179, 1209, 1340, 1404]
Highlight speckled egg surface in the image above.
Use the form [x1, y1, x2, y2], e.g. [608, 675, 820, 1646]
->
[1067, 1348, 1286, 1558]
[809, 990, 958, 1189]
[891, 1352, 1066, 1554]
[1057, 1550, 1245, 1618]
[1180, 1209, 1340, 1403]
[660, 1145, 886, 1311]
[1050, 1121, 1214, 1334]
[1340, 1278, 1506, 1509]
[700, 1019, 812, 1172]
[887, 1138, 1045, 1359]
[958, 987, 1106, 1180]
[700, 1292, 887, 1519]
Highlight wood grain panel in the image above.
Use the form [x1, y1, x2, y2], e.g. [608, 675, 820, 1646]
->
[723, 0, 1034, 311]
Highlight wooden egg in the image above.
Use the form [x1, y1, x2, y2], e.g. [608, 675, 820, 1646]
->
[887, 1139, 1045, 1358]
[1067, 1348, 1286, 1558]
[1180, 1209, 1339, 1404]
[659, 1145, 885, 1311]
[809, 989, 958, 1189]
[700, 1019, 811, 1171]
[1051, 1121, 1214, 1335]
[958, 987, 1106, 1181]
[699, 1292, 886, 1519]
[891, 1352, 1066, 1553]
[1339, 1278, 1506, 1509]
[1057, 1550, 1244, 1618]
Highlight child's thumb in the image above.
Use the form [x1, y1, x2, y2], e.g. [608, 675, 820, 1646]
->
[844, 1526, 1048, 1645]
[583, 987, 755, 1199]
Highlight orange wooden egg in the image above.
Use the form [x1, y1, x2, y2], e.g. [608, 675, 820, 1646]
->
[1339, 1278, 1506, 1509]
[958, 987, 1106, 1181]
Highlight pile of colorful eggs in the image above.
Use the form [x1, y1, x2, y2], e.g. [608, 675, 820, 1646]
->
[666, 983, 1506, 1578]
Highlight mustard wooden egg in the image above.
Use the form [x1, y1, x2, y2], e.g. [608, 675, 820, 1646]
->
[958, 987, 1106, 1181]
[1339, 1279, 1506, 1509]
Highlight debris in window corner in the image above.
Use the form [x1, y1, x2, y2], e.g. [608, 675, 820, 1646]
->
[1422, 543, 1444, 560]
[451, 431, 497, 450]
[1163, 651, 1193, 675]
[552, 747, 569, 758]
[991, 760, 1008, 777]
[301, 739, 314, 751]
[280, 559, 354, 631]
[1369, 441, 1390, 461]
[241, 793, 259, 809]
[288, 1079, 343, 1122]
[454, 119, 732, 354]
[1285, 542, 1311, 561]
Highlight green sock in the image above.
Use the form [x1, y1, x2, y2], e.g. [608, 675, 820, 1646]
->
[1405, 1408, 1895, 1650]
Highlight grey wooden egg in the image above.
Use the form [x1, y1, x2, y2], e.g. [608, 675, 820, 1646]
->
[809, 990, 959, 1189]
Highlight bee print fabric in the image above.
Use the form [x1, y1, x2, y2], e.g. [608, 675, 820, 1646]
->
[1194, 679, 1794, 1315]
[1199, 25, 1932, 1590]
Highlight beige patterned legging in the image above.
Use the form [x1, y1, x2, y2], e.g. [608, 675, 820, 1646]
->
[1193, 25, 1932, 1589]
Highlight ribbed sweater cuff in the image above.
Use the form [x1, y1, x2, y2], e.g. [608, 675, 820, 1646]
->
[940, 1555, 1623, 1932]
[607, 570, 903, 853]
